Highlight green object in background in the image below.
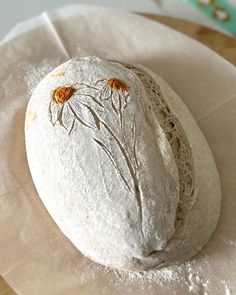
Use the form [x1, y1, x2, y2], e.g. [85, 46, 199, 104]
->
[186, 0, 236, 35]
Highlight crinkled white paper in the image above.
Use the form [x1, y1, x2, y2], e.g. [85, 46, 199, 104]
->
[0, 5, 236, 295]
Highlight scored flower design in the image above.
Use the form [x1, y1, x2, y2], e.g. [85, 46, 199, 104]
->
[48, 84, 103, 134]
[48, 77, 141, 200]
[49, 77, 130, 133]
[96, 78, 130, 126]
[49, 86, 76, 131]
[48, 75, 145, 237]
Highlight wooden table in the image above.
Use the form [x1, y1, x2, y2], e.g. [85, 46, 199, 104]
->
[141, 14, 236, 66]
[0, 13, 235, 295]
[0, 278, 16, 295]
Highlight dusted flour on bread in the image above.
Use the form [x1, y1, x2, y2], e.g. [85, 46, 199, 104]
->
[25, 57, 221, 271]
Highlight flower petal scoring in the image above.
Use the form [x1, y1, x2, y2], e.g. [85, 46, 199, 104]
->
[53, 86, 76, 104]
[49, 101, 62, 125]
[107, 78, 129, 92]
[100, 84, 112, 100]
[61, 103, 75, 130]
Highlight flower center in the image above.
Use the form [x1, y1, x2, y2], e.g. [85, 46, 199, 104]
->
[53, 86, 76, 104]
[107, 78, 129, 91]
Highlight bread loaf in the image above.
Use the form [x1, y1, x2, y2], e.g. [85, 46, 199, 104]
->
[25, 57, 221, 270]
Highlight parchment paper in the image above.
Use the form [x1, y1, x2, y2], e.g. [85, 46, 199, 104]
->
[0, 5, 236, 295]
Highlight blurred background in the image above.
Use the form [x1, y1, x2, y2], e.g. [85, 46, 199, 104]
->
[1, 0, 236, 41]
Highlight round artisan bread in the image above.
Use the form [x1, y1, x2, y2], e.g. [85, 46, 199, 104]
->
[25, 57, 221, 271]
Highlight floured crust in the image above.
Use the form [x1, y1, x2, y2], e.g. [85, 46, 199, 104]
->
[25, 57, 221, 271]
